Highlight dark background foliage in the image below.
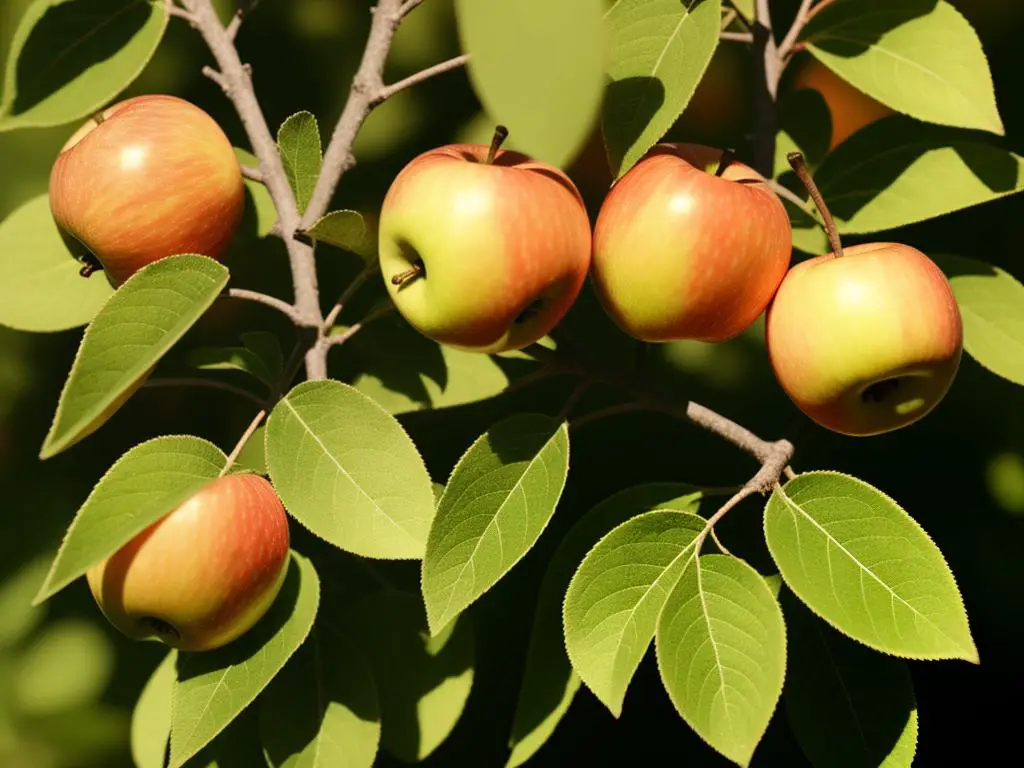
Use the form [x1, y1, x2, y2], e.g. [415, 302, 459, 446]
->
[0, 0, 1021, 765]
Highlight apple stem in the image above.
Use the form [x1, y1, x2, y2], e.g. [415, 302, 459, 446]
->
[787, 152, 844, 258]
[391, 262, 424, 287]
[77, 253, 102, 278]
[715, 148, 735, 177]
[485, 125, 509, 165]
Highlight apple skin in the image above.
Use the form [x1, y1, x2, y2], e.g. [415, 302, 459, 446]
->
[793, 58, 894, 151]
[766, 243, 963, 437]
[87, 473, 290, 652]
[377, 144, 592, 353]
[49, 94, 244, 286]
[591, 143, 792, 342]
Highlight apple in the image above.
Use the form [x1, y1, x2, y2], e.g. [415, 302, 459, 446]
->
[377, 127, 592, 353]
[792, 58, 894, 151]
[591, 143, 792, 342]
[50, 94, 245, 286]
[765, 155, 962, 436]
[87, 473, 290, 652]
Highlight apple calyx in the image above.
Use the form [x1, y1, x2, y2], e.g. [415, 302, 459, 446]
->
[787, 151, 844, 258]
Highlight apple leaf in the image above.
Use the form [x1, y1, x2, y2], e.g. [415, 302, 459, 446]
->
[0, 195, 115, 332]
[562, 510, 705, 716]
[131, 651, 177, 768]
[169, 551, 320, 768]
[656, 555, 786, 767]
[235, 148, 277, 237]
[507, 485, 704, 767]
[455, 0, 605, 167]
[782, 590, 918, 768]
[602, 0, 722, 177]
[305, 210, 376, 260]
[40, 254, 229, 458]
[0, 0, 168, 131]
[800, 0, 1003, 135]
[234, 425, 267, 476]
[934, 254, 1024, 388]
[277, 111, 322, 215]
[421, 414, 570, 635]
[813, 117, 1024, 234]
[764, 471, 978, 662]
[187, 332, 283, 391]
[179, 707, 266, 768]
[33, 435, 226, 604]
[344, 590, 475, 763]
[261, 626, 380, 768]
[333, 316, 511, 414]
[265, 380, 435, 559]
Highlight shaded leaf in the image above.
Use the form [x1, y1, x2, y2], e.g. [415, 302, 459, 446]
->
[305, 210, 376, 260]
[764, 471, 978, 662]
[656, 555, 786, 767]
[261, 627, 380, 768]
[187, 346, 275, 389]
[0, 0, 168, 131]
[131, 651, 177, 768]
[277, 112, 322, 215]
[782, 590, 918, 768]
[241, 331, 284, 379]
[234, 424, 267, 476]
[563, 509, 705, 716]
[169, 552, 321, 767]
[422, 414, 570, 634]
[0, 195, 114, 332]
[40, 254, 230, 459]
[266, 381, 435, 559]
[935, 254, 1024, 387]
[345, 590, 474, 763]
[508, 484, 704, 767]
[603, 0, 722, 177]
[235, 148, 277, 237]
[455, 0, 605, 167]
[34, 436, 226, 604]
[801, 0, 1003, 135]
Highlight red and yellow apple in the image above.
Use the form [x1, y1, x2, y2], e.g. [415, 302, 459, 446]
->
[591, 143, 792, 342]
[87, 473, 290, 652]
[377, 137, 592, 352]
[766, 243, 962, 436]
[49, 94, 244, 286]
[792, 58, 894, 151]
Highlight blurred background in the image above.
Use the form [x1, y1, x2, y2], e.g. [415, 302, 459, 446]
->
[1, 0, 1022, 765]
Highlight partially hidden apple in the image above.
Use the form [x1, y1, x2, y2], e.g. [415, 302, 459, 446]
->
[50, 94, 245, 286]
[87, 473, 290, 652]
[792, 58, 894, 151]
[765, 154, 962, 436]
[591, 143, 792, 342]
[377, 127, 592, 353]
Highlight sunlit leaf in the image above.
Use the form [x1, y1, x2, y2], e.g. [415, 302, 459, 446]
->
[277, 111, 322, 214]
[131, 651, 177, 768]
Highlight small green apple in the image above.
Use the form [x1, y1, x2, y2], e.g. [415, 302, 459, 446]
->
[377, 129, 592, 353]
[87, 473, 290, 651]
[591, 143, 792, 342]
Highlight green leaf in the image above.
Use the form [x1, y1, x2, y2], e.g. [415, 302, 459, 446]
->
[187, 347, 275, 389]
[508, 484, 704, 767]
[277, 112, 322, 215]
[180, 706, 265, 768]
[813, 117, 1024, 234]
[800, 0, 1003, 135]
[261, 626, 380, 768]
[40, 254, 230, 459]
[455, 0, 605, 167]
[764, 471, 978, 662]
[0, 195, 115, 332]
[169, 552, 321, 768]
[0, 0, 169, 131]
[234, 425, 267, 476]
[562, 509, 705, 716]
[34, 436, 226, 604]
[422, 414, 570, 635]
[338, 317, 511, 414]
[131, 651, 177, 768]
[305, 211, 376, 260]
[235, 148, 277, 237]
[656, 555, 786, 767]
[782, 591, 918, 768]
[602, 0, 722, 177]
[241, 331, 284, 378]
[266, 381, 435, 559]
[935, 254, 1024, 387]
[345, 590, 474, 763]
[730, 0, 753, 22]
